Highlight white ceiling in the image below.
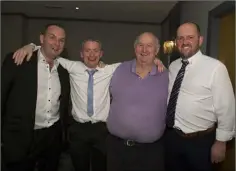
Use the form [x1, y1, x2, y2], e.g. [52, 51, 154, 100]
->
[2, 1, 178, 24]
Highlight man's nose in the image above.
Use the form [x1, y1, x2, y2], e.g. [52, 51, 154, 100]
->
[54, 40, 60, 46]
[183, 39, 188, 45]
[142, 46, 148, 53]
[182, 38, 190, 45]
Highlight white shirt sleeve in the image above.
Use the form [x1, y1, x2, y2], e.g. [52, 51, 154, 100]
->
[211, 63, 235, 141]
[57, 57, 83, 73]
[30, 43, 41, 51]
[107, 62, 121, 73]
[29, 43, 84, 73]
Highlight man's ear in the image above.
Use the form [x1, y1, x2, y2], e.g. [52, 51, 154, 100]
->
[199, 36, 204, 47]
[99, 50, 104, 59]
[155, 47, 160, 56]
[80, 51, 84, 60]
[40, 34, 44, 44]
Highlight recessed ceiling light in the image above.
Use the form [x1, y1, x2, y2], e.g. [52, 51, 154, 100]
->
[75, 7, 79, 10]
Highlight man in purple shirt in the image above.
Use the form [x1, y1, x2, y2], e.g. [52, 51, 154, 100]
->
[107, 32, 168, 171]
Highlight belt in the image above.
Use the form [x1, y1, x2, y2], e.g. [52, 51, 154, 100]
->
[169, 126, 216, 138]
[81, 121, 106, 126]
[124, 139, 140, 147]
[111, 134, 154, 147]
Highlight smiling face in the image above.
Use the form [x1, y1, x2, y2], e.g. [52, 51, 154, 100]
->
[134, 32, 159, 66]
[80, 40, 103, 68]
[40, 25, 66, 60]
[176, 23, 203, 59]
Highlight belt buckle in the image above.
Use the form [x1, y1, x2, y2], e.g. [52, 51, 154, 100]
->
[126, 140, 135, 146]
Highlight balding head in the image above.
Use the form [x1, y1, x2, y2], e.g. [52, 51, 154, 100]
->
[176, 22, 203, 59]
[134, 32, 160, 66]
[134, 32, 160, 50]
[177, 22, 201, 37]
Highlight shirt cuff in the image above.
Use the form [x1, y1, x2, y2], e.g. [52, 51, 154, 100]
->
[216, 128, 235, 142]
[29, 43, 37, 51]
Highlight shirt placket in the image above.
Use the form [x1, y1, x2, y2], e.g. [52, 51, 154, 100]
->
[46, 63, 52, 126]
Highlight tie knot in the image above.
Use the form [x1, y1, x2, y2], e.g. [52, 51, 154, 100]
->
[181, 60, 189, 66]
[87, 69, 97, 76]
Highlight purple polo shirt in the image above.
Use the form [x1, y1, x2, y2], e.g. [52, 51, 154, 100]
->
[107, 59, 169, 143]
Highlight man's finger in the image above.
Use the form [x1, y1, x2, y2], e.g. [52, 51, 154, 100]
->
[13, 50, 20, 59]
[15, 53, 21, 64]
[15, 51, 23, 64]
[26, 53, 32, 61]
[211, 155, 215, 163]
[13, 52, 16, 59]
[211, 156, 223, 164]
[18, 53, 24, 65]
[16, 52, 22, 63]
[18, 51, 26, 64]
[20, 56, 24, 65]
[13, 52, 20, 61]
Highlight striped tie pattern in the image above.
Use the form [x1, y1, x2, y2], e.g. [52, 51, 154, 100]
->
[166, 60, 189, 127]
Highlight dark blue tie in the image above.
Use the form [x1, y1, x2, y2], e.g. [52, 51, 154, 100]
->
[166, 60, 189, 127]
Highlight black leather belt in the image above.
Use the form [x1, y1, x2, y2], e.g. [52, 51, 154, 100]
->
[111, 134, 152, 147]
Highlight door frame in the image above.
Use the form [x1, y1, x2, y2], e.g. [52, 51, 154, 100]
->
[206, 1, 235, 58]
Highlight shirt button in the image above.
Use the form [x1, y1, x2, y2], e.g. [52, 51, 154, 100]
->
[49, 88, 51, 90]
[48, 100, 50, 102]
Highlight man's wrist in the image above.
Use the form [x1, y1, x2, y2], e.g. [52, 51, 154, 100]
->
[29, 43, 36, 51]
[215, 140, 226, 144]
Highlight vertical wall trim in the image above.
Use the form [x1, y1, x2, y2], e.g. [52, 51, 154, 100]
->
[206, 1, 235, 57]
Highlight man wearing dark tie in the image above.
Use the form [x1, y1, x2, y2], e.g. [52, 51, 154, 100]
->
[165, 22, 235, 171]
[1, 24, 70, 171]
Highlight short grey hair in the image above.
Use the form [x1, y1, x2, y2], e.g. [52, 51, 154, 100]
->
[134, 32, 160, 50]
[81, 39, 103, 50]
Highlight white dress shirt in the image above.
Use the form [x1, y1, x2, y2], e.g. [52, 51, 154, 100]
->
[168, 50, 235, 141]
[57, 58, 121, 123]
[32, 45, 121, 123]
[35, 49, 61, 129]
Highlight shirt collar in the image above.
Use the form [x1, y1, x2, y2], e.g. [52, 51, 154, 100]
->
[37, 48, 59, 68]
[183, 50, 202, 65]
[83, 63, 102, 73]
[131, 59, 157, 75]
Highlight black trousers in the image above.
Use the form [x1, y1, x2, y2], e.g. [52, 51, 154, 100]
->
[68, 120, 108, 171]
[107, 134, 165, 171]
[164, 128, 216, 171]
[4, 120, 62, 171]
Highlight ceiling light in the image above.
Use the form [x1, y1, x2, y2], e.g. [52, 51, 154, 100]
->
[75, 7, 79, 10]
